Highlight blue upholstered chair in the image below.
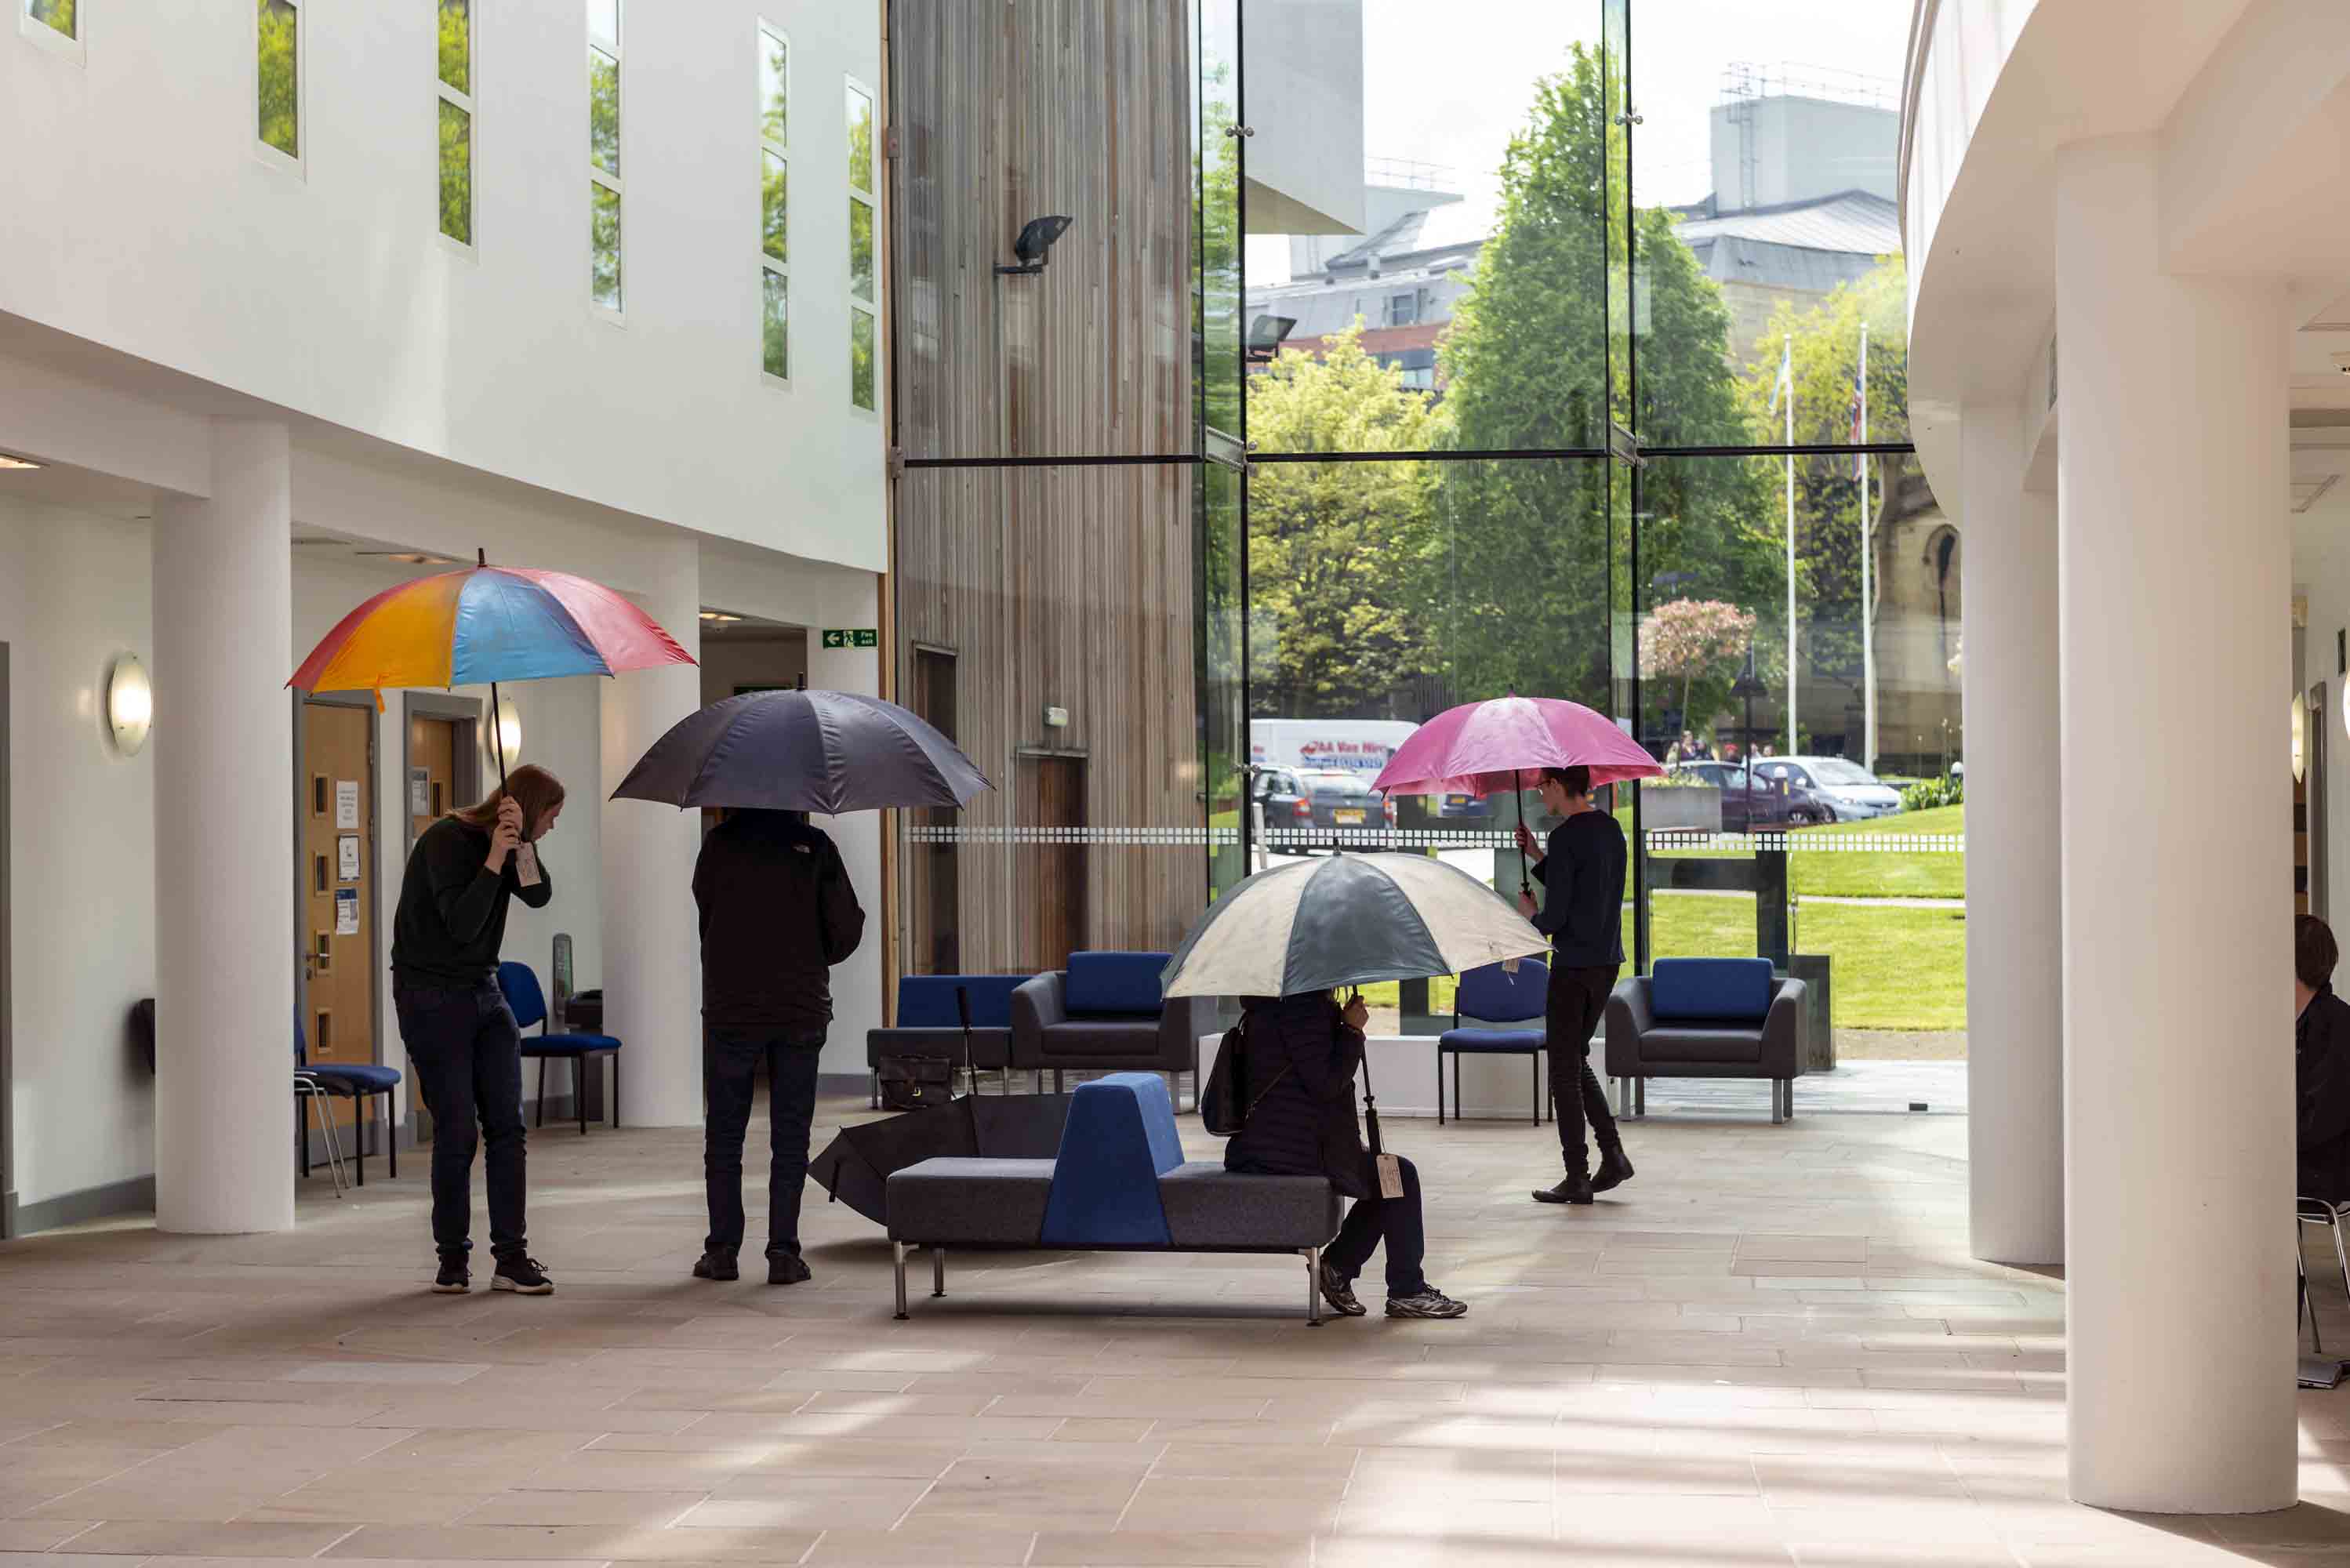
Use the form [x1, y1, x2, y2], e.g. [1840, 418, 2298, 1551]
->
[1437, 959, 1549, 1125]
[497, 960, 623, 1134]
[1009, 952, 1216, 1105]
[867, 975, 1029, 1104]
[1604, 956, 1806, 1123]
[295, 1007, 401, 1186]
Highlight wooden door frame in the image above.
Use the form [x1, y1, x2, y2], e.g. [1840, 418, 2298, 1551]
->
[401, 693, 482, 848]
[292, 692, 384, 1072]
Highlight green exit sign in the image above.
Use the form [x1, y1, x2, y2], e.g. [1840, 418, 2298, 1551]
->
[821, 628, 879, 649]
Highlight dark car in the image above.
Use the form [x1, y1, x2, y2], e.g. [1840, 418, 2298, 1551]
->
[1251, 767, 1394, 852]
[1673, 760, 1834, 829]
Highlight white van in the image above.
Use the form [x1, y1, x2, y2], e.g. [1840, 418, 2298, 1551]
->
[1248, 719, 1418, 780]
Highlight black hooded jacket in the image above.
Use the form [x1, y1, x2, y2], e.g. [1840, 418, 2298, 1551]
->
[692, 810, 865, 1032]
[1221, 992, 1371, 1200]
[2301, 983, 2350, 1203]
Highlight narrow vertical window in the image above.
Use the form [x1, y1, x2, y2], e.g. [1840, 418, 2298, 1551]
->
[758, 23, 789, 381]
[257, 0, 301, 163]
[24, 0, 75, 44]
[588, 0, 623, 312]
[437, 0, 474, 245]
[846, 78, 877, 411]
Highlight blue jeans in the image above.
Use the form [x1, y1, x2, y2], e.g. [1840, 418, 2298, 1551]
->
[395, 981, 527, 1264]
[703, 1025, 826, 1258]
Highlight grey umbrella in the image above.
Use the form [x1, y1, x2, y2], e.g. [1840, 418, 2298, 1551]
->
[609, 688, 990, 813]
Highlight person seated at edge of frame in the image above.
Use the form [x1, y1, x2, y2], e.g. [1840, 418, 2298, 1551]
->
[2297, 914, 2350, 1207]
[1223, 988, 1467, 1320]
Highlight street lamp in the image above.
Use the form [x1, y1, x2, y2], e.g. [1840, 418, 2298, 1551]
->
[1731, 644, 1767, 831]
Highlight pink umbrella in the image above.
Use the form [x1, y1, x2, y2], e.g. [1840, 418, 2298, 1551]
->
[1374, 695, 1664, 891]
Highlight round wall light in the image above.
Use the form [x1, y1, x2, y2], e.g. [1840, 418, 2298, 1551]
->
[492, 696, 522, 768]
[107, 653, 153, 757]
[2293, 692, 2308, 783]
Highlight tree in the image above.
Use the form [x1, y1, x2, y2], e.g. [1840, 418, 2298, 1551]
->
[1245, 325, 1453, 717]
[258, 0, 299, 158]
[1640, 598, 1756, 737]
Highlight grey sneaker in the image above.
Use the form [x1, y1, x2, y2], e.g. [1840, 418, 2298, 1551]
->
[492, 1257, 554, 1295]
[1318, 1264, 1368, 1317]
[1386, 1287, 1469, 1319]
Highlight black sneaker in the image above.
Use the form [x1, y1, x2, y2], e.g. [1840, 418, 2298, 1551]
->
[768, 1253, 813, 1287]
[1533, 1173, 1596, 1205]
[1318, 1264, 1368, 1318]
[492, 1257, 554, 1295]
[431, 1259, 470, 1294]
[1386, 1287, 1469, 1319]
[692, 1251, 739, 1282]
[1589, 1149, 1636, 1195]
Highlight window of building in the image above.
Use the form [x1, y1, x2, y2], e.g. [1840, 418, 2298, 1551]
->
[758, 23, 789, 381]
[21, 0, 80, 59]
[847, 78, 877, 411]
[588, 0, 622, 313]
[1385, 289, 1419, 328]
[257, 0, 302, 166]
[437, 0, 474, 246]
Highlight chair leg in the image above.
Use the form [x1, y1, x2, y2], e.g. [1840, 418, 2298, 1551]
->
[1436, 1050, 1444, 1127]
[870, 1070, 880, 1111]
[932, 1246, 946, 1299]
[536, 1056, 547, 1129]
[300, 1093, 311, 1177]
[1453, 1053, 1462, 1123]
[893, 1241, 910, 1320]
[384, 1092, 397, 1178]
[612, 1055, 621, 1128]
[2329, 1210, 2350, 1330]
[1306, 1245, 1324, 1327]
[1634, 1077, 1646, 1118]
[578, 1058, 588, 1137]
[2305, 1250, 2320, 1352]
[1771, 1079, 1785, 1126]
[355, 1093, 368, 1186]
[1530, 1051, 1539, 1127]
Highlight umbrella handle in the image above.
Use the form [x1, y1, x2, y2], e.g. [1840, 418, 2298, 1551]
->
[1516, 786, 1530, 893]
[489, 678, 510, 789]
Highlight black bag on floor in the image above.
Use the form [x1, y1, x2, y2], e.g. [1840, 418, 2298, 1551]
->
[880, 1054, 954, 1111]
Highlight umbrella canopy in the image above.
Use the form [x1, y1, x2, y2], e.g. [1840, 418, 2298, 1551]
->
[809, 1094, 1070, 1225]
[609, 688, 990, 814]
[1373, 694, 1663, 798]
[1160, 851, 1549, 999]
[289, 563, 694, 701]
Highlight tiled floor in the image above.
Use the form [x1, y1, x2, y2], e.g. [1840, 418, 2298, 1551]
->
[4, 1096, 2350, 1566]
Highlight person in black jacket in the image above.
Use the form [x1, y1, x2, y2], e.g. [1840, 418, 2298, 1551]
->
[692, 808, 866, 1284]
[1516, 764, 1634, 1207]
[391, 764, 564, 1297]
[1225, 990, 1466, 1319]
[2297, 915, 2350, 1206]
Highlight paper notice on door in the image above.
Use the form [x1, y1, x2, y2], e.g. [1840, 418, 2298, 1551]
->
[514, 843, 542, 888]
[334, 887, 360, 936]
[337, 833, 361, 883]
[335, 779, 359, 830]
[409, 767, 430, 817]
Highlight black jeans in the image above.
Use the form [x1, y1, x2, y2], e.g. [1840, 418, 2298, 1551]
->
[1547, 964, 1624, 1174]
[395, 980, 527, 1264]
[704, 1025, 826, 1258]
[1324, 1155, 1428, 1298]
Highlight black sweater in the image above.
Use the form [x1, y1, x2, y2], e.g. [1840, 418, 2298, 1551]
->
[390, 816, 552, 987]
[1222, 993, 1371, 1199]
[1530, 809, 1625, 968]
[2301, 985, 2350, 1203]
[693, 811, 866, 1031]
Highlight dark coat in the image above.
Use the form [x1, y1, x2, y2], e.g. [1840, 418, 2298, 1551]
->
[692, 810, 865, 1032]
[1222, 993, 1371, 1199]
[2301, 985, 2350, 1203]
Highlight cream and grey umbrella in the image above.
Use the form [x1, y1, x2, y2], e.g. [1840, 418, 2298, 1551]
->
[1160, 852, 1550, 999]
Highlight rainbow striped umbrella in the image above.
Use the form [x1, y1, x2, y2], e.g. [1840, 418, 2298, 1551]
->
[289, 555, 694, 775]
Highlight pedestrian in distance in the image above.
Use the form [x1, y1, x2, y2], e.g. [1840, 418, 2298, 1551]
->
[390, 763, 565, 1296]
[1516, 764, 1635, 1205]
[2297, 914, 2350, 1206]
[692, 808, 866, 1285]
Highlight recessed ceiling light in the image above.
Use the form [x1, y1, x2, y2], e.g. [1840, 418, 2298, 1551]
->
[700, 610, 744, 623]
[0, 453, 43, 471]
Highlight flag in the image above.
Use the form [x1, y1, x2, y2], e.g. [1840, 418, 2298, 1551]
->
[1767, 343, 1792, 418]
[1847, 348, 1866, 481]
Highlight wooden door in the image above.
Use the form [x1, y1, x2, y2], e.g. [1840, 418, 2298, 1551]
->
[302, 702, 376, 1129]
[1022, 756, 1087, 971]
[409, 716, 459, 841]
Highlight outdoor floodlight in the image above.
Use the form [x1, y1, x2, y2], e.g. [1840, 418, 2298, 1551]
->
[996, 215, 1073, 275]
[1246, 314, 1298, 362]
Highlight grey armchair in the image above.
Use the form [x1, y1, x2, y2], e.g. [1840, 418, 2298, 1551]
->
[1604, 957, 1807, 1124]
[1008, 951, 1213, 1106]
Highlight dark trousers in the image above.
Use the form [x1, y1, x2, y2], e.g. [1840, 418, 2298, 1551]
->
[1547, 964, 1624, 1174]
[704, 1025, 826, 1258]
[1324, 1155, 1428, 1298]
[395, 981, 528, 1264]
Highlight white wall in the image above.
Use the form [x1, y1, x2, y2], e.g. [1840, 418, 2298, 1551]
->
[0, 0, 883, 573]
[0, 502, 157, 1209]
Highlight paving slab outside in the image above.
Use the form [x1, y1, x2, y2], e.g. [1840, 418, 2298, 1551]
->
[5, 1085, 2350, 1566]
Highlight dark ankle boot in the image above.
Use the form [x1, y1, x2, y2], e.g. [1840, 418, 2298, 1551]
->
[1533, 1172, 1595, 1205]
[1590, 1149, 1635, 1194]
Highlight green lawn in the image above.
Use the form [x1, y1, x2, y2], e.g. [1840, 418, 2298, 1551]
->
[1647, 892, 1966, 1031]
[1636, 802, 1967, 900]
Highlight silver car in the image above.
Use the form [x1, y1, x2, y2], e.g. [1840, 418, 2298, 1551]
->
[1751, 756, 1905, 821]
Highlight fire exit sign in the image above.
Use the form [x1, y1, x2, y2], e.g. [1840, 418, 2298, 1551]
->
[821, 628, 878, 649]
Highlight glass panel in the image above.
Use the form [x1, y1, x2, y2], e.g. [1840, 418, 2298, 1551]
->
[257, 0, 300, 158]
[1242, 2, 1607, 456]
[848, 198, 874, 303]
[26, 0, 74, 42]
[761, 150, 789, 263]
[1198, 0, 1240, 445]
[759, 27, 788, 146]
[1200, 460, 1247, 898]
[761, 267, 789, 379]
[850, 308, 876, 410]
[589, 45, 621, 176]
[586, 0, 617, 46]
[846, 82, 874, 193]
[438, 0, 470, 94]
[438, 100, 473, 245]
[590, 181, 623, 310]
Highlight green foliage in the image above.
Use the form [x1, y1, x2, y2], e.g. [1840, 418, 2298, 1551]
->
[761, 152, 787, 263]
[849, 198, 874, 303]
[438, 100, 472, 245]
[257, 0, 299, 158]
[761, 269, 789, 379]
[1901, 771, 1963, 812]
[1197, 57, 1242, 442]
[1245, 326, 1451, 717]
[28, 0, 74, 41]
[590, 183, 622, 310]
[847, 84, 875, 191]
[589, 47, 620, 176]
[759, 32, 788, 147]
[437, 0, 470, 94]
[851, 310, 877, 410]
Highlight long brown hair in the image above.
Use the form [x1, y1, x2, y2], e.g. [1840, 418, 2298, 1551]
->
[452, 763, 567, 839]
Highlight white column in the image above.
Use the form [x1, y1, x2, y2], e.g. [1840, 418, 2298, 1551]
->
[807, 579, 884, 1085]
[599, 535, 703, 1126]
[2056, 135, 2295, 1513]
[1960, 401, 2063, 1267]
[152, 422, 296, 1234]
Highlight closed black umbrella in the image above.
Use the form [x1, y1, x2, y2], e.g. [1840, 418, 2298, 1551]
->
[809, 1094, 1071, 1225]
[609, 688, 990, 813]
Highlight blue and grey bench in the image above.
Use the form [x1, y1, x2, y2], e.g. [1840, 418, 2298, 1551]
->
[884, 1072, 1343, 1323]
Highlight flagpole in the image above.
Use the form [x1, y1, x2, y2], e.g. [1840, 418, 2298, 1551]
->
[1859, 320, 1875, 775]
[1783, 332, 1797, 757]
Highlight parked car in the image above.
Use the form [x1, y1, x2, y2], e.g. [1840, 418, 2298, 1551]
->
[1251, 766, 1396, 852]
[1670, 761, 1836, 829]
[1751, 755, 1905, 821]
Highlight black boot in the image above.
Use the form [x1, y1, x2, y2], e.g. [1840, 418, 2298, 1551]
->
[1533, 1172, 1595, 1205]
[692, 1250, 739, 1281]
[1590, 1149, 1636, 1195]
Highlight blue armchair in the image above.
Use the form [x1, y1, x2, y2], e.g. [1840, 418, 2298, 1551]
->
[497, 961, 623, 1134]
[1437, 959, 1549, 1124]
